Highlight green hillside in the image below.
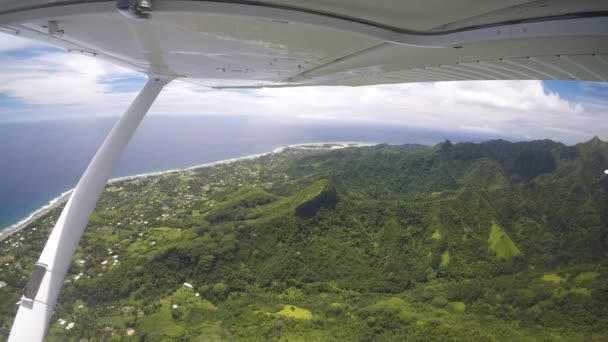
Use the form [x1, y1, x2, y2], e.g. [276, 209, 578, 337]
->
[1, 138, 607, 341]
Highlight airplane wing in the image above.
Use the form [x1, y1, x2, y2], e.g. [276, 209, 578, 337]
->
[1, 0, 607, 89]
[2, 1, 608, 341]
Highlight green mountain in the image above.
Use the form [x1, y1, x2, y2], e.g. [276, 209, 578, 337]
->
[1, 139, 607, 341]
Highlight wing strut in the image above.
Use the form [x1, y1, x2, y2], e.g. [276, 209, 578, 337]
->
[8, 75, 172, 342]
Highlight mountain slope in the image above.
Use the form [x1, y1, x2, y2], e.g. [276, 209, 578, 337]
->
[1, 139, 607, 341]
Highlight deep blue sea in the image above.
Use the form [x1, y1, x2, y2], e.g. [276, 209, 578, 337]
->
[0, 115, 502, 229]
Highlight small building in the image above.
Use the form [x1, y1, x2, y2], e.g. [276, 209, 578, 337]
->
[66, 322, 75, 330]
[183, 282, 193, 289]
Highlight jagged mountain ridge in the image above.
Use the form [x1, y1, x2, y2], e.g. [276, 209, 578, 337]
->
[75, 138, 608, 302]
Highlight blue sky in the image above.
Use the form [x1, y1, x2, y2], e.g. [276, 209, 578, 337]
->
[0, 33, 607, 144]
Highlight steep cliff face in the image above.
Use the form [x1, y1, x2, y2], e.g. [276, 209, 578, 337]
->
[294, 180, 338, 218]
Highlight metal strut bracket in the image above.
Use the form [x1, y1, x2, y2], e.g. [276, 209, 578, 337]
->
[116, 0, 154, 19]
[8, 76, 171, 342]
[22, 264, 47, 300]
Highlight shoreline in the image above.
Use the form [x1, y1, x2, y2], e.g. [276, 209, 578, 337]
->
[0, 190, 73, 243]
[0, 142, 374, 242]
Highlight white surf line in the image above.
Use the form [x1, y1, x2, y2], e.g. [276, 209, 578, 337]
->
[0, 191, 73, 242]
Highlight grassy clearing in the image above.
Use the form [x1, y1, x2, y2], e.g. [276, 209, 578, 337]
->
[135, 287, 217, 339]
[441, 251, 451, 267]
[275, 305, 313, 320]
[0, 255, 14, 263]
[488, 221, 521, 260]
[574, 272, 599, 285]
[169, 287, 217, 310]
[97, 315, 127, 328]
[126, 227, 182, 255]
[137, 299, 184, 338]
[570, 288, 592, 297]
[541, 273, 563, 284]
[452, 302, 466, 314]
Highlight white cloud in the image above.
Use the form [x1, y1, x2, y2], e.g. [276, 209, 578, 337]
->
[0, 39, 606, 144]
[0, 33, 43, 51]
[151, 80, 605, 143]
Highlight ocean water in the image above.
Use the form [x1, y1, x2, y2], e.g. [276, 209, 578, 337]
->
[0, 115, 500, 229]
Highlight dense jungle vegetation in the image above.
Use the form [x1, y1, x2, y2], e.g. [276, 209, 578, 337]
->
[1, 138, 607, 341]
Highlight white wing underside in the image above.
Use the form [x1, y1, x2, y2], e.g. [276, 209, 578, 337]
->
[1, 0, 608, 88]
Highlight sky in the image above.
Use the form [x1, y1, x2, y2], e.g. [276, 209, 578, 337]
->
[1, 33, 607, 144]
